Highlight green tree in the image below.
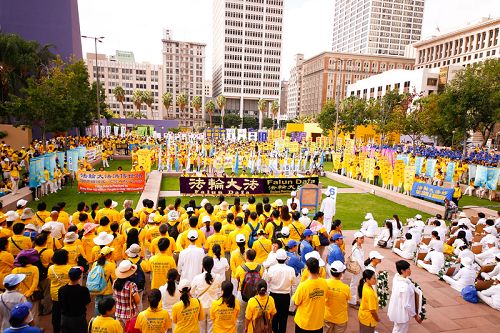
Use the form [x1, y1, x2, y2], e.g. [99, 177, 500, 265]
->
[371, 90, 402, 145]
[393, 93, 432, 148]
[216, 95, 226, 128]
[243, 116, 258, 129]
[142, 90, 154, 119]
[162, 91, 173, 119]
[191, 95, 202, 116]
[262, 117, 274, 129]
[113, 86, 125, 118]
[132, 90, 144, 117]
[223, 113, 241, 128]
[257, 98, 267, 129]
[338, 96, 368, 141]
[317, 99, 336, 135]
[205, 99, 215, 127]
[270, 100, 279, 128]
[176, 93, 188, 122]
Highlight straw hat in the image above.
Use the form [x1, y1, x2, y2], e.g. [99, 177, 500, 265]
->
[64, 232, 78, 244]
[94, 232, 113, 246]
[125, 244, 141, 258]
[115, 260, 137, 279]
[83, 223, 99, 236]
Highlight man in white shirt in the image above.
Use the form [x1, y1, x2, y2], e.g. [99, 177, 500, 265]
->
[393, 233, 417, 260]
[417, 248, 445, 275]
[263, 249, 295, 333]
[481, 254, 500, 280]
[475, 240, 500, 266]
[287, 191, 301, 212]
[360, 213, 378, 238]
[320, 191, 336, 233]
[442, 257, 477, 292]
[484, 219, 498, 236]
[478, 283, 500, 310]
[178, 230, 205, 281]
[456, 211, 474, 230]
[432, 220, 447, 243]
[298, 208, 311, 228]
[43, 210, 66, 239]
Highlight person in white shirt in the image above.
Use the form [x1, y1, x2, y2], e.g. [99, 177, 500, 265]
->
[417, 248, 445, 275]
[211, 244, 229, 278]
[453, 225, 473, 243]
[408, 214, 425, 229]
[360, 213, 378, 238]
[287, 191, 301, 212]
[349, 231, 365, 306]
[320, 191, 336, 233]
[484, 219, 498, 237]
[298, 208, 312, 229]
[456, 211, 474, 230]
[480, 234, 498, 251]
[457, 245, 475, 264]
[159, 268, 180, 318]
[476, 212, 487, 226]
[432, 220, 447, 243]
[263, 239, 284, 269]
[178, 230, 206, 281]
[425, 231, 444, 254]
[393, 233, 417, 260]
[442, 257, 477, 292]
[480, 254, 500, 280]
[478, 282, 500, 310]
[391, 215, 403, 238]
[374, 221, 394, 248]
[191, 256, 223, 333]
[43, 211, 66, 239]
[365, 250, 384, 273]
[475, 240, 500, 266]
[387, 260, 422, 333]
[263, 249, 295, 333]
[452, 230, 470, 256]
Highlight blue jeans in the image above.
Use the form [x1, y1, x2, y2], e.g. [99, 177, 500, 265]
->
[94, 294, 114, 315]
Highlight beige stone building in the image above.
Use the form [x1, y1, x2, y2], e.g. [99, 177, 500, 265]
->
[299, 52, 415, 117]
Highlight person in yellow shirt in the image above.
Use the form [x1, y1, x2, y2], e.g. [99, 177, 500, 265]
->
[61, 232, 85, 266]
[72, 202, 91, 227]
[221, 213, 236, 237]
[452, 182, 462, 206]
[324, 261, 351, 333]
[96, 199, 120, 225]
[33, 233, 54, 316]
[81, 222, 98, 261]
[210, 280, 240, 333]
[135, 289, 172, 333]
[56, 202, 71, 231]
[205, 222, 228, 257]
[150, 224, 177, 256]
[144, 213, 162, 251]
[251, 230, 272, 264]
[0, 237, 14, 290]
[145, 238, 177, 289]
[91, 297, 123, 333]
[292, 256, 330, 332]
[215, 201, 230, 223]
[48, 249, 72, 333]
[12, 249, 40, 301]
[230, 234, 247, 280]
[244, 279, 277, 333]
[288, 212, 305, 242]
[227, 217, 250, 252]
[264, 210, 282, 240]
[8, 223, 32, 257]
[358, 269, 379, 332]
[91, 246, 117, 315]
[172, 279, 205, 333]
[176, 217, 206, 250]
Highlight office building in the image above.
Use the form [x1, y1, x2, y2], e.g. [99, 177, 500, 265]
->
[332, 0, 425, 56]
[85, 52, 164, 119]
[212, 0, 284, 119]
[286, 54, 304, 120]
[300, 52, 414, 116]
[279, 80, 288, 117]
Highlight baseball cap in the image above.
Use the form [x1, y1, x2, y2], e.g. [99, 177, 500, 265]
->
[187, 230, 199, 241]
[275, 249, 287, 260]
[99, 246, 115, 256]
[330, 261, 346, 274]
[69, 266, 83, 280]
[353, 231, 365, 239]
[257, 229, 265, 235]
[280, 226, 290, 236]
[305, 251, 325, 266]
[202, 215, 211, 223]
[10, 302, 32, 321]
[186, 207, 194, 213]
[331, 234, 344, 241]
[369, 251, 384, 260]
[287, 239, 298, 248]
[303, 229, 313, 237]
[236, 234, 246, 243]
[291, 191, 297, 197]
[178, 279, 191, 291]
[16, 199, 28, 207]
[301, 208, 309, 215]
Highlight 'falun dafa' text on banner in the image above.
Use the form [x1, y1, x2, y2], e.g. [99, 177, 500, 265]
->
[77, 171, 146, 193]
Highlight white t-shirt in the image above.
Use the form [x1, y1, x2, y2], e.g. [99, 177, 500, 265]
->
[212, 257, 229, 277]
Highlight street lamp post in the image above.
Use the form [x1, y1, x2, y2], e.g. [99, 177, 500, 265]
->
[333, 59, 343, 152]
[82, 35, 104, 138]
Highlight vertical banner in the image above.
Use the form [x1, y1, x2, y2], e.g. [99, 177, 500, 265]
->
[136, 149, 152, 172]
[474, 166, 488, 187]
[445, 162, 456, 182]
[486, 167, 500, 190]
[77, 146, 86, 160]
[468, 164, 477, 183]
[67, 149, 79, 172]
[415, 156, 424, 176]
[326, 186, 337, 215]
[367, 158, 376, 181]
[248, 130, 258, 141]
[56, 152, 65, 169]
[237, 129, 247, 141]
[105, 126, 111, 137]
[100, 126, 106, 138]
[393, 160, 405, 187]
[121, 126, 127, 138]
[113, 126, 119, 137]
[44, 153, 56, 179]
[257, 130, 268, 142]
[404, 165, 416, 191]
[425, 159, 437, 178]
[29, 157, 44, 188]
[226, 129, 236, 142]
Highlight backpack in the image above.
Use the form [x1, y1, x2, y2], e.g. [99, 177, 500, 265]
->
[167, 221, 181, 240]
[318, 233, 330, 246]
[33, 249, 48, 281]
[252, 296, 272, 333]
[86, 264, 108, 293]
[461, 285, 478, 303]
[248, 222, 260, 248]
[270, 221, 283, 240]
[130, 258, 146, 291]
[241, 264, 262, 302]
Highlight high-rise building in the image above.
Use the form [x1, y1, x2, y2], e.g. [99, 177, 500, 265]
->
[212, 0, 283, 119]
[300, 52, 415, 117]
[85, 52, 164, 119]
[279, 80, 288, 117]
[286, 54, 304, 120]
[331, 0, 425, 56]
[162, 30, 206, 128]
[0, 0, 82, 59]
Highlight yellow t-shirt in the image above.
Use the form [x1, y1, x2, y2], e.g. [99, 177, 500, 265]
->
[34, 246, 54, 268]
[0, 250, 14, 289]
[171, 298, 205, 333]
[135, 307, 172, 333]
[300, 267, 326, 282]
[227, 227, 250, 251]
[12, 265, 39, 297]
[90, 315, 123, 333]
[148, 253, 177, 289]
[251, 238, 272, 264]
[48, 264, 71, 301]
[176, 228, 206, 250]
[62, 243, 85, 266]
[210, 298, 240, 333]
[292, 278, 330, 331]
[205, 233, 228, 256]
[91, 261, 116, 296]
[358, 283, 379, 327]
[245, 295, 277, 333]
[221, 223, 236, 237]
[150, 236, 177, 256]
[8, 234, 32, 256]
[289, 222, 305, 242]
[234, 262, 263, 289]
[324, 279, 351, 324]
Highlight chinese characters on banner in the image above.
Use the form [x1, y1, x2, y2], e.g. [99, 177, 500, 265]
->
[77, 171, 146, 193]
[180, 176, 320, 195]
[410, 182, 454, 203]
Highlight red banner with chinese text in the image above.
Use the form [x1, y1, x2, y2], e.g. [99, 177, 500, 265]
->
[77, 171, 146, 193]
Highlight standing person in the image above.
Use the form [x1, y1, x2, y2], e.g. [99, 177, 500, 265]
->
[327, 234, 345, 265]
[387, 260, 422, 333]
[33, 233, 53, 316]
[263, 249, 295, 333]
[357, 270, 379, 333]
[349, 232, 365, 307]
[135, 289, 172, 333]
[113, 260, 140, 326]
[4, 302, 42, 333]
[178, 230, 205, 281]
[442, 257, 477, 292]
[90, 246, 116, 315]
[0, 237, 15, 291]
[0, 274, 33, 331]
[191, 256, 223, 333]
[171, 279, 205, 333]
[245, 279, 276, 333]
[159, 268, 181, 319]
[324, 261, 350, 333]
[147, 238, 177, 289]
[452, 182, 462, 206]
[212, 244, 229, 279]
[320, 191, 336, 233]
[90, 298, 123, 333]
[59, 266, 91, 333]
[48, 249, 71, 333]
[11, 250, 39, 321]
[210, 281, 240, 333]
[292, 257, 330, 333]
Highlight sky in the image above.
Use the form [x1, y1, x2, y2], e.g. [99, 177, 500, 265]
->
[78, 0, 500, 80]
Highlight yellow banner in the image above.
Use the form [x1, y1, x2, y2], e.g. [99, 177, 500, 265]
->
[404, 165, 416, 191]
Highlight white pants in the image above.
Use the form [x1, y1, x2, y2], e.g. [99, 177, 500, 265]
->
[478, 291, 500, 310]
[200, 308, 213, 333]
[349, 272, 362, 304]
[393, 248, 414, 260]
[41, 182, 48, 195]
[417, 260, 439, 275]
[103, 159, 109, 167]
[236, 292, 248, 333]
[324, 217, 333, 234]
[289, 274, 301, 312]
[442, 275, 464, 292]
[392, 321, 410, 333]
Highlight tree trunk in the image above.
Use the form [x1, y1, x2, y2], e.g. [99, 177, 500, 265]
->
[209, 114, 212, 128]
[462, 128, 467, 158]
[221, 107, 225, 128]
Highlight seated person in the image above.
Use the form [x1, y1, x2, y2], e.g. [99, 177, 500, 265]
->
[417, 246, 445, 275]
[360, 213, 378, 238]
[442, 257, 477, 292]
[480, 253, 500, 281]
[475, 238, 499, 266]
[484, 219, 498, 237]
[478, 281, 500, 311]
[457, 244, 475, 264]
[431, 220, 447, 243]
[453, 225, 473, 244]
[419, 231, 444, 254]
[373, 221, 393, 248]
[393, 233, 417, 260]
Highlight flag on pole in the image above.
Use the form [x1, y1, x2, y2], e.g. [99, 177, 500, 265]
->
[320, 149, 325, 166]
[175, 157, 180, 172]
[233, 151, 239, 174]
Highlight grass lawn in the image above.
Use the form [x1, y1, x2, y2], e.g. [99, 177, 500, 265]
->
[459, 195, 500, 209]
[160, 192, 429, 230]
[27, 159, 140, 212]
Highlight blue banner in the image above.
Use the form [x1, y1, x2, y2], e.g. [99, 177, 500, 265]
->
[411, 182, 454, 203]
[415, 157, 424, 176]
[77, 146, 86, 160]
[425, 159, 437, 178]
[44, 153, 56, 180]
[396, 154, 410, 165]
[445, 162, 455, 182]
[67, 149, 79, 172]
[474, 166, 488, 188]
[486, 168, 500, 190]
[57, 152, 65, 169]
[28, 157, 44, 188]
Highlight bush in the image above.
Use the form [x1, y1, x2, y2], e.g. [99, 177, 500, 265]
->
[0, 131, 7, 139]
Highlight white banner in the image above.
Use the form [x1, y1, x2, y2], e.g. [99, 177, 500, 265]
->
[226, 129, 236, 142]
[326, 186, 338, 214]
[237, 129, 247, 141]
[113, 126, 119, 137]
[105, 126, 111, 137]
[120, 126, 126, 138]
[248, 131, 257, 141]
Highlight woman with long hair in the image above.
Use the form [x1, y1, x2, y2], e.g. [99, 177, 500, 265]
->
[210, 280, 239, 333]
[357, 269, 379, 333]
[112, 260, 140, 325]
[349, 232, 365, 306]
[374, 221, 393, 248]
[280, 206, 291, 225]
[329, 219, 345, 253]
[231, 197, 242, 216]
[191, 256, 223, 333]
[159, 269, 181, 318]
[171, 279, 205, 333]
[92, 246, 116, 315]
[392, 214, 402, 237]
[245, 280, 276, 333]
[212, 244, 229, 279]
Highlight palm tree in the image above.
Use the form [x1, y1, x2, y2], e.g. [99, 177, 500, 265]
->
[176, 93, 188, 124]
[270, 100, 279, 128]
[191, 96, 202, 127]
[162, 91, 173, 119]
[216, 94, 226, 128]
[113, 86, 125, 118]
[142, 90, 154, 119]
[205, 100, 215, 127]
[257, 98, 268, 130]
[132, 90, 144, 117]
